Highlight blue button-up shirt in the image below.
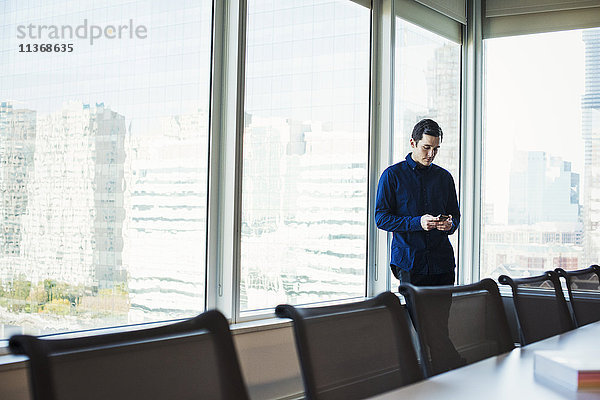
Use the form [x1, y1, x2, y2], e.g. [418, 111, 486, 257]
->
[375, 153, 460, 276]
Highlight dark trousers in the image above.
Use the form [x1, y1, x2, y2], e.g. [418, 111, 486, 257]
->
[396, 268, 455, 286]
[395, 268, 463, 375]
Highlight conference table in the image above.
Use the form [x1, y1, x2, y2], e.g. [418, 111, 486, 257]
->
[369, 320, 600, 399]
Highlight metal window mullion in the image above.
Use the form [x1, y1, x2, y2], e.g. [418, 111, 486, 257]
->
[231, 0, 248, 323]
[367, 0, 380, 297]
[458, 0, 484, 285]
[205, 0, 223, 313]
[207, 0, 247, 321]
[368, 0, 396, 296]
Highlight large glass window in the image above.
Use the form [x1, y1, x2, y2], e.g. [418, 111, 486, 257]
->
[481, 28, 600, 280]
[0, 0, 212, 338]
[393, 18, 462, 274]
[394, 19, 461, 172]
[241, 0, 371, 313]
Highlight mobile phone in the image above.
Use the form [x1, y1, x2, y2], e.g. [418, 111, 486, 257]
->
[437, 214, 450, 221]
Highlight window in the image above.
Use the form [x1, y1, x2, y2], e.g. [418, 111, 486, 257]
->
[0, 0, 470, 340]
[0, 0, 213, 338]
[481, 28, 600, 280]
[393, 17, 462, 278]
[241, 0, 371, 313]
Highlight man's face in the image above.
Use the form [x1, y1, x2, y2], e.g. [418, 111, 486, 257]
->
[410, 134, 440, 167]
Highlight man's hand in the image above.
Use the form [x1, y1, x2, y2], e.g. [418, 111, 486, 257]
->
[421, 214, 453, 231]
[436, 215, 453, 231]
[420, 214, 439, 231]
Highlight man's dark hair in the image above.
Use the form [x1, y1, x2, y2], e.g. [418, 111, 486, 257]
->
[411, 119, 443, 143]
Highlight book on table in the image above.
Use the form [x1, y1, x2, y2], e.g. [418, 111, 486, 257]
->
[534, 351, 600, 390]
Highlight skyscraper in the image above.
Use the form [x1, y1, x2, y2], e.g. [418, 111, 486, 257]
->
[0, 102, 36, 259]
[582, 29, 600, 266]
[18, 102, 126, 289]
[125, 110, 208, 321]
[240, 114, 367, 310]
[508, 151, 579, 225]
[0, 102, 36, 286]
[92, 103, 127, 290]
[427, 43, 461, 172]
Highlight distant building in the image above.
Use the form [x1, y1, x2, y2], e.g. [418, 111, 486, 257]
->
[508, 151, 579, 225]
[241, 115, 367, 309]
[124, 110, 208, 322]
[481, 150, 583, 278]
[397, 42, 460, 178]
[582, 29, 600, 267]
[427, 43, 460, 172]
[0, 102, 36, 259]
[16, 102, 126, 288]
[92, 103, 127, 289]
[482, 222, 583, 278]
[483, 202, 495, 224]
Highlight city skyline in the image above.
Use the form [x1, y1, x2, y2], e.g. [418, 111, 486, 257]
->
[481, 28, 600, 279]
[0, 99, 209, 335]
[0, 96, 374, 332]
[484, 30, 586, 225]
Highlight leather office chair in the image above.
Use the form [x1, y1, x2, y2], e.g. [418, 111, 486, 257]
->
[275, 291, 423, 400]
[399, 278, 515, 377]
[499, 271, 575, 345]
[9, 309, 249, 400]
[556, 265, 600, 327]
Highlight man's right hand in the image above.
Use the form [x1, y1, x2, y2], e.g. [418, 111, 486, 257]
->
[420, 214, 438, 231]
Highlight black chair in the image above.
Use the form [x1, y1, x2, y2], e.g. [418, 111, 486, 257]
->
[9, 309, 249, 400]
[556, 265, 600, 327]
[499, 271, 575, 345]
[275, 292, 423, 400]
[399, 279, 515, 377]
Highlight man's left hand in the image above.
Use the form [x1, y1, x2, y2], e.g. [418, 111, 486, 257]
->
[436, 216, 453, 231]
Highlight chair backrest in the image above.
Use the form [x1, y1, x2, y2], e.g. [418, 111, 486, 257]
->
[399, 278, 515, 377]
[556, 265, 600, 327]
[498, 271, 575, 345]
[275, 292, 423, 400]
[9, 309, 249, 400]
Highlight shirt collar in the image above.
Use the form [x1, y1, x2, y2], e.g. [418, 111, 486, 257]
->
[406, 153, 430, 171]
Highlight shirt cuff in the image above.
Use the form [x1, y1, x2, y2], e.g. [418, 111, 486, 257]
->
[447, 219, 457, 234]
[411, 216, 423, 231]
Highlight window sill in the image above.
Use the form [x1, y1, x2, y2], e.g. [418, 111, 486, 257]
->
[0, 316, 294, 367]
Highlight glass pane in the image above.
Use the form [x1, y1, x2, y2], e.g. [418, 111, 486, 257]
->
[392, 18, 462, 282]
[241, 0, 370, 312]
[0, 0, 212, 338]
[481, 29, 600, 280]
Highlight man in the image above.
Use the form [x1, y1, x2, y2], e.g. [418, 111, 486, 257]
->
[375, 118, 460, 286]
[376, 119, 462, 373]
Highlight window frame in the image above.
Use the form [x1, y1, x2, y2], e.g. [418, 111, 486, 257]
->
[0, 0, 492, 333]
[210, 0, 470, 324]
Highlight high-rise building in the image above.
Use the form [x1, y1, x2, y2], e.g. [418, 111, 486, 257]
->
[482, 222, 583, 277]
[124, 110, 208, 322]
[480, 150, 582, 278]
[0, 102, 36, 260]
[582, 29, 600, 267]
[427, 43, 461, 172]
[18, 102, 126, 289]
[508, 151, 579, 225]
[397, 41, 461, 176]
[93, 103, 127, 290]
[240, 114, 367, 309]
